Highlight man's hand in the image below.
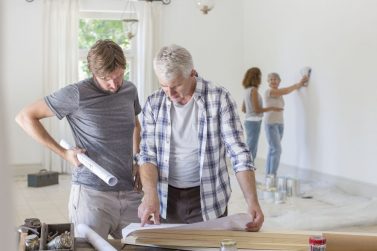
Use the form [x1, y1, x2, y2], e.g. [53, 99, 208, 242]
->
[63, 147, 85, 167]
[245, 203, 264, 232]
[132, 164, 142, 192]
[138, 192, 161, 227]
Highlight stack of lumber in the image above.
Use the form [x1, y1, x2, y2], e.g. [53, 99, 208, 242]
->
[124, 229, 314, 250]
[124, 229, 377, 251]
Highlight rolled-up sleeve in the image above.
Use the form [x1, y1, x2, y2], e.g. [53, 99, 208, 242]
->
[139, 98, 158, 167]
[219, 91, 255, 173]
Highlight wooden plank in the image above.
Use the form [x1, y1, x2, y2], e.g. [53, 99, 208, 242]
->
[133, 237, 307, 250]
[324, 232, 377, 251]
[126, 230, 312, 251]
[131, 232, 309, 244]
[125, 229, 377, 251]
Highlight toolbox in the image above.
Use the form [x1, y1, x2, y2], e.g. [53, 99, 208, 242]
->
[39, 223, 75, 250]
[27, 169, 59, 187]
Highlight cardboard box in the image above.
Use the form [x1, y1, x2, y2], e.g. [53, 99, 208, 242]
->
[39, 223, 75, 251]
[27, 169, 59, 187]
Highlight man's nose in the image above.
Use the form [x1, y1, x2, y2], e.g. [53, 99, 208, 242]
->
[168, 86, 176, 94]
[108, 80, 116, 89]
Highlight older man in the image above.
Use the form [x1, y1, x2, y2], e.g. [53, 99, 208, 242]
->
[138, 44, 264, 231]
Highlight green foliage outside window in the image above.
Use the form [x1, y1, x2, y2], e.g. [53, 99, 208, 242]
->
[79, 19, 130, 80]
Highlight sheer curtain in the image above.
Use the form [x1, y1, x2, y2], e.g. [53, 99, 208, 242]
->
[43, 0, 79, 172]
[136, 1, 161, 105]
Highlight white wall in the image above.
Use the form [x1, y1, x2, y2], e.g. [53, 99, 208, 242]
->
[243, 0, 377, 185]
[4, 0, 376, 186]
[159, 0, 245, 106]
[3, 0, 44, 165]
[1, 1, 16, 248]
[4, 0, 126, 167]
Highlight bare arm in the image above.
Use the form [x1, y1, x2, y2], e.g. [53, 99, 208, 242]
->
[252, 89, 283, 113]
[138, 163, 160, 226]
[270, 75, 308, 97]
[133, 116, 141, 155]
[236, 170, 264, 231]
[241, 101, 246, 113]
[132, 116, 142, 191]
[15, 99, 83, 167]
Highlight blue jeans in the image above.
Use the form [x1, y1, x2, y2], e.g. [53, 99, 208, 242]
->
[244, 120, 262, 161]
[265, 123, 284, 175]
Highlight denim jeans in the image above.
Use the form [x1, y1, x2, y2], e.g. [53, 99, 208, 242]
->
[244, 120, 262, 161]
[265, 123, 284, 175]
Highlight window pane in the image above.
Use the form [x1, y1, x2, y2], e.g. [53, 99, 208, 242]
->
[78, 19, 131, 81]
[79, 19, 130, 50]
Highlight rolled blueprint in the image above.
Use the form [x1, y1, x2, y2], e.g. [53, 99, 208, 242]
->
[77, 224, 116, 251]
[59, 139, 118, 186]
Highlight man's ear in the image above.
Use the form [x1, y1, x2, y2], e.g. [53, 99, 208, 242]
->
[191, 69, 198, 77]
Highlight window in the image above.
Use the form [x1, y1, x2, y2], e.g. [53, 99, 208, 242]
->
[78, 11, 137, 82]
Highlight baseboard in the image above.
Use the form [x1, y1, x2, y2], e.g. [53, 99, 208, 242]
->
[11, 163, 72, 176]
[254, 158, 377, 198]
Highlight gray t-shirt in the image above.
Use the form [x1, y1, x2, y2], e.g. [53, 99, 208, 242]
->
[44, 78, 141, 191]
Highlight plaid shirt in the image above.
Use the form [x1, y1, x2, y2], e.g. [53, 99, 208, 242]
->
[139, 77, 255, 220]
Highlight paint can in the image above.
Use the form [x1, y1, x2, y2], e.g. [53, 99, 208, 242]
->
[286, 178, 300, 197]
[257, 187, 264, 201]
[220, 239, 237, 251]
[276, 176, 287, 192]
[265, 175, 276, 189]
[274, 190, 286, 204]
[263, 188, 275, 203]
[309, 235, 326, 251]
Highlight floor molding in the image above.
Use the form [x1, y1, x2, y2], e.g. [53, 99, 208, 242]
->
[254, 158, 377, 198]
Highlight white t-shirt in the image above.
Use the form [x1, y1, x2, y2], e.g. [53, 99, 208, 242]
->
[168, 97, 200, 188]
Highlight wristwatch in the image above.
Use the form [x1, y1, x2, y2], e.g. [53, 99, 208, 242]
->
[133, 153, 140, 164]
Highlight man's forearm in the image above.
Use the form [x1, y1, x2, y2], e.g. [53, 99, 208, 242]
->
[133, 117, 141, 155]
[235, 170, 260, 206]
[140, 163, 159, 194]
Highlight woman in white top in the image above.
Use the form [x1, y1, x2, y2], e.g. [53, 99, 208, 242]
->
[241, 67, 282, 162]
[264, 72, 308, 175]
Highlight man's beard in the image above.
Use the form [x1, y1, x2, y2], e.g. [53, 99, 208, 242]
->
[93, 78, 122, 94]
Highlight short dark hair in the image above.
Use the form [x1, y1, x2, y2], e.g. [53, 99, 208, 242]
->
[87, 39, 126, 78]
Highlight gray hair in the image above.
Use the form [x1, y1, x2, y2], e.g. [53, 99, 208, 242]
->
[267, 72, 281, 81]
[153, 44, 194, 81]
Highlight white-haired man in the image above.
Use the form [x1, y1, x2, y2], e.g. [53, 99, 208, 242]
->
[138, 44, 264, 231]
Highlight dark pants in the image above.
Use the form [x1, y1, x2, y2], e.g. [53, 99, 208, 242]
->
[163, 185, 227, 224]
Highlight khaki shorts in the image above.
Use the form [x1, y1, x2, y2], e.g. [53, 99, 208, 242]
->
[68, 184, 143, 239]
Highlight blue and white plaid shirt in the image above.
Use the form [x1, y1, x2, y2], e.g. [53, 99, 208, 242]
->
[139, 76, 255, 220]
